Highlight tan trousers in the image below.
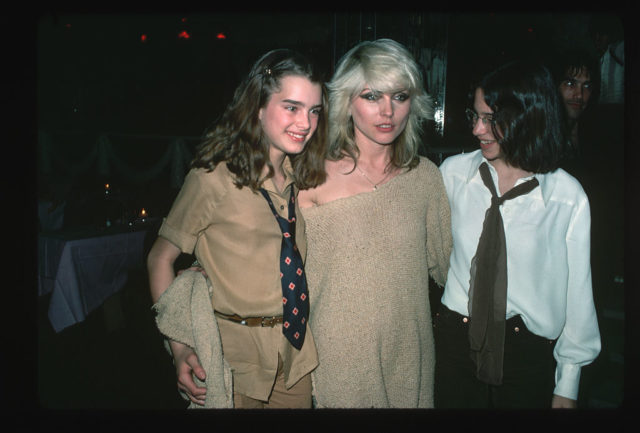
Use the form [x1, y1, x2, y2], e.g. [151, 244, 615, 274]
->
[233, 355, 312, 409]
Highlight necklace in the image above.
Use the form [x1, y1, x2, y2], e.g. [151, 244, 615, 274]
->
[356, 164, 393, 191]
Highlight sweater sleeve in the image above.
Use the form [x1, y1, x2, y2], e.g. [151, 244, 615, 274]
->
[424, 160, 453, 287]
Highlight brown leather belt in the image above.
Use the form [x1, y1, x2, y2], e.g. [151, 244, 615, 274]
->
[214, 310, 283, 327]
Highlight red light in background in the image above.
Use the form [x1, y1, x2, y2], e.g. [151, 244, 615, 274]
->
[140, 34, 148, 42]
[178, 30, 191, 39]
[216, 32, 226, 40]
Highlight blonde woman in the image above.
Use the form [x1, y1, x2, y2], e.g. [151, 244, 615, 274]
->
[298, 39, 452, 408]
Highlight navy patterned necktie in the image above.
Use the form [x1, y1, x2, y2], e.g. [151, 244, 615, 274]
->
[259, 187, 309, 350]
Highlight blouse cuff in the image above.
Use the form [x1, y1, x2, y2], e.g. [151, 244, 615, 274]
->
[554, 362, 581, 400]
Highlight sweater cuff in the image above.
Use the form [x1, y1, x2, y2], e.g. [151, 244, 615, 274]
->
[554, 362, 581, 400]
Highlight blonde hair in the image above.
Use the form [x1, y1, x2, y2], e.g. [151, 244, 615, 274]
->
[327, 38, 433, 168]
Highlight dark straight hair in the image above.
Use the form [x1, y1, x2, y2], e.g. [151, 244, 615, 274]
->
[477, 61, 570, 173]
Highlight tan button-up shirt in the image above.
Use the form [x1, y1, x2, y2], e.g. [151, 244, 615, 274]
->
[159, 160, 318, 401]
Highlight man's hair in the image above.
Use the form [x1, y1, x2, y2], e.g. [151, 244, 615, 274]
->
[549, 48, 601, 104]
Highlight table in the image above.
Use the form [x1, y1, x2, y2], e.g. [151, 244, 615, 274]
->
[38, 223, 155, 332]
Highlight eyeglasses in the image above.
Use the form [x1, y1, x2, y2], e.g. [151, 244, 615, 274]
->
[465, 108, 496, 128]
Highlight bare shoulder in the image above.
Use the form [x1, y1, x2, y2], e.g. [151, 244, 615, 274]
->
[298, 160, 336, 208]
[297, 185, 317, 209]
[325, 158, 356, 177]
[299, 159, 361, 208]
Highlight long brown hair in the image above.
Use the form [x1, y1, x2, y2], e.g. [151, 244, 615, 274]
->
[192, 49, 328, 191]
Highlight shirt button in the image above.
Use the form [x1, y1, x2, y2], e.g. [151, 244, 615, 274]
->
[462, 317, 469, 323]
[280, 205, 285, 210]
[514, 326, 520, 333]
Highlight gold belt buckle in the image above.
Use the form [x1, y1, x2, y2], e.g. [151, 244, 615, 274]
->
[261, 316, 278, 327]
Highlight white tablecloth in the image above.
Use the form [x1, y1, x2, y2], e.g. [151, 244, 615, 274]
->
[38, 227, 149, 332]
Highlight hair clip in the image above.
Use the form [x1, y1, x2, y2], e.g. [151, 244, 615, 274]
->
[263, 67, 272, 76]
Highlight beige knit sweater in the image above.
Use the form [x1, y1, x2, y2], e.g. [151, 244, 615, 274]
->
[301, 157, 452, 408]
[153, 270, 234, 408]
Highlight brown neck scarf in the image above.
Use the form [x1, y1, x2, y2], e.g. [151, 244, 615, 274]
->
[468, 162, 539, 385]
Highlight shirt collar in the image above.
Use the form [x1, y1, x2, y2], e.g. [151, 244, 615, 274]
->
[465, 150, 552, 206]
[262, 156, 296, 195]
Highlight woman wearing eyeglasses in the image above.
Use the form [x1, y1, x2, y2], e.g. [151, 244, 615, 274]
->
[434, 60, 600, 409]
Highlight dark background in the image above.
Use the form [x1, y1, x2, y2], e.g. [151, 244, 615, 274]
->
[35, 13, 610, 137]
[35, 12, 624, 222]
[7, 9, 635, 425]
[36, 12, 585, 139]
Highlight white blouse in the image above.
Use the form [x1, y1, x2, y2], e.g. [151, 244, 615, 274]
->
[439, 149, 601, 400]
